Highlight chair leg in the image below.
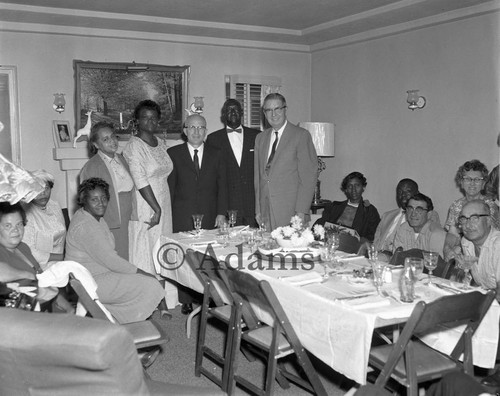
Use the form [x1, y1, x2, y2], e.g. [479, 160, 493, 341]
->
[186, 306, 201, 338]
[195, 298, 209, 377]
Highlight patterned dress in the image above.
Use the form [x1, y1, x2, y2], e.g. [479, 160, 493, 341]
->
[445, 196, 499, 232]
[123, 136, 173, 275]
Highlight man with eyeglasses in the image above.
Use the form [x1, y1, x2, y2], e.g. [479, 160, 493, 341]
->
[207, 99, 260, 227]
[254, 93, 317, 230]
[459, 201, 500, 389]
[167, 114, 228, 314]
[393, 193, 452, 258]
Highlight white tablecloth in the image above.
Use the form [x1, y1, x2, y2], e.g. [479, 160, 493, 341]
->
[154, 231, 500, 384]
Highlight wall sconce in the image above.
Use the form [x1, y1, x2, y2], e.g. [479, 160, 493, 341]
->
[53, 93, 66, 113]
[299, 122, 335, 205]
[189, 97, 204, 114]
[406, 90, 426, 110]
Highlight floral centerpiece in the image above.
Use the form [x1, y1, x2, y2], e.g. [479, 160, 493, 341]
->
[271, 215, 315, 249]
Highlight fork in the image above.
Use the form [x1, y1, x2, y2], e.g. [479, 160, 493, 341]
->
[380, 290, 400, 303]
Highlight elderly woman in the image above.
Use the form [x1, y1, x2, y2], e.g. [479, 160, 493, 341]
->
[0, 202, 70, 309]
[65, 178, 164, 324]
[445, 159, 499, 237]
[21, 170, 66, 269]
[80, 121, 134, 260]
[123, 100, 173, 275]
[314, 171, 380, 242]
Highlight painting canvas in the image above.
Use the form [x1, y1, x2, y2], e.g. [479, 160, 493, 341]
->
[0, 66, 21, 163]
[74, 61, 189, 139]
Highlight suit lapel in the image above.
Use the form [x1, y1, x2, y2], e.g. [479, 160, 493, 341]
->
[181, 143, 197, 175]
[222, 130, 240, 168]
[240, 127, 253, 168]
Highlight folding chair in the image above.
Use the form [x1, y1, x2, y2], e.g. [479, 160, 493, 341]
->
[68, 273, 169, 351]
[183, 249, 237, 391]
[224, 269, 328, 396]
[368, 290, 496, 396]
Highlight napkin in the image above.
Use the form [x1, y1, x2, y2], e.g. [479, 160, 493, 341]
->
[280, 272, 323, 286]
[343, 295, 391, 310]
[190, 240, 220, 248]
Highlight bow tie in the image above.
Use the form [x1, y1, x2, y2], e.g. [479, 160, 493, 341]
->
[227, 128, 242, 133]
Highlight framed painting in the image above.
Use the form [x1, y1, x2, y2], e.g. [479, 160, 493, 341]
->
[0, 66, 21, 163]
[52, 120, 73, 148]
[74, 61, 190, 140]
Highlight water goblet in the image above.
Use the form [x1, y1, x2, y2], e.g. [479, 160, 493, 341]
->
[371, 260, 386, 295]
[422, 251, 438, 285]
[459, 255, 478, 290]
[192, 214, 204, 237]
[228, 210, 238, 229]
[319, 246, 334, 279]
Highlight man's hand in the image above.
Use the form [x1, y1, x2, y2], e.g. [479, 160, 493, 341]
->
[215, 214, 227, 228]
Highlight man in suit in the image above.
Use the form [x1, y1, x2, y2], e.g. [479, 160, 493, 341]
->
[207, 99, 260, 227]
[373, 178, 440, 254]
[254, 93, 317, 230]
[168, 114, 228, 232]
[167, 114, 228, 314]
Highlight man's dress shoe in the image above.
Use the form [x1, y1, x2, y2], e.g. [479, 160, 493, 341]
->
[481, 370, 500, 391]
[181, 303, 193, 315]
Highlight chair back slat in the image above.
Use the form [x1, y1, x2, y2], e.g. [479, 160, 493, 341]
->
[68, 273, 112, 321]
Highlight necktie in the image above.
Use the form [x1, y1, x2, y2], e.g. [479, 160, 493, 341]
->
[193, 149, 200, 177]
[265, 131, 279, 174]
[227, 127, 242, 133]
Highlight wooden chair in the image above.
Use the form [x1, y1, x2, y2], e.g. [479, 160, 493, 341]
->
[368, 290, 496, 396]
[224, 269, 328, 396]
[390, 248, 455, 279]
[184, 249, 237, 391]
[68, 273, 169, 351]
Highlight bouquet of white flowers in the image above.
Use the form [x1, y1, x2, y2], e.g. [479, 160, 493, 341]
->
[270, 215, 316, 248]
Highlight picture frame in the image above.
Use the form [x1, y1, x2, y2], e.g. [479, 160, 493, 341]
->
[0, 66, 21, 163]
[74, 61, 190, 140]
[52, 120, 73, 148]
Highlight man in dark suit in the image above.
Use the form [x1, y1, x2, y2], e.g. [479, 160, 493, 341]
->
[207, 99, 260, 227]
[168, 114, 228, 232]
[255, 93, 317, 230]
[167, 114, 228, 314]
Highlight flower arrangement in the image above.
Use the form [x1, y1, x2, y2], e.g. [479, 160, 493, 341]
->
[312, 223, 340, 243]
[271, 215, 315, 248]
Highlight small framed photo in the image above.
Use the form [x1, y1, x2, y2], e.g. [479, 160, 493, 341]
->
[52, 120, 73, 148]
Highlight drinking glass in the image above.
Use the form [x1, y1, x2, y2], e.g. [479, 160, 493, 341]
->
[404, 257, 422, 298]
[319, 246, 334, 279]
[423, 251, 438, 285]
[459, 255, 478, 290]
[192, 214, 204, 236]
[371, 260, 385, 295]
[228, 210, 238, 229]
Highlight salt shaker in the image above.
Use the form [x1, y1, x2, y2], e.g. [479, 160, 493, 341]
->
[383, 267, 393, 283]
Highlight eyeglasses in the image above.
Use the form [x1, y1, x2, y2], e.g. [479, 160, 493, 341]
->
[457, 213, 489, 225]
[263, 106, 287, 116]
[462, 177, 484, 184]
[405, 206, 428, 215]
[185, 126, 207, 133]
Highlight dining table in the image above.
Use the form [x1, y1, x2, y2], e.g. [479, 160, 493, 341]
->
[153, 228, 500, 385]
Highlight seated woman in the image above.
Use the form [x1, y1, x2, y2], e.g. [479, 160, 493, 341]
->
[445, 159, 499, 237]
[22, 170, 66, 269]
[65, 178, 164, 324]
[314, 171, 380, 243]
[0, 202, 68, 307]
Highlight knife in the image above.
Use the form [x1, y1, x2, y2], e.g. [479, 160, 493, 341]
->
[434, 283, 461, 294]
[335, 293, 377, 301]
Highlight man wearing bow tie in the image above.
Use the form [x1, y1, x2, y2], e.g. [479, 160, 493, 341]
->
[207, 99, 261, 226]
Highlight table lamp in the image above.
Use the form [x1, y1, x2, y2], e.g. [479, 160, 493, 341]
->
[299, 122, 335, 204]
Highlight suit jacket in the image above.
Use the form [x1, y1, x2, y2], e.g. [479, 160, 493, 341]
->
[79, 153, 133, 229]
[206, 126, 260, 226]
[254, 122, 317, 230]
[167, 143, 228, 232]
[314, 199, 381, 242]
[374, 208, 441, 252]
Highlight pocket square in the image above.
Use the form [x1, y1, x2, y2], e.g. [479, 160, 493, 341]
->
[249, 149, 254, 152]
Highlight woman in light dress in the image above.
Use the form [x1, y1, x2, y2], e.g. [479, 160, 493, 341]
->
[123, 100, 173, 275]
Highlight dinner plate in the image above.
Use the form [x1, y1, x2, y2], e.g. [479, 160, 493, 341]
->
[256, 247, 321, 262]
[346, 276, 372, 286]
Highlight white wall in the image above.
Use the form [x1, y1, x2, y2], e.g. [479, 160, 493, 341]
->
[0, 30, 311, 207]
[311, 12, 500, 221]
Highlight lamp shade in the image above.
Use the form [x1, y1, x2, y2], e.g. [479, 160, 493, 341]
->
[299, 122, 334, 157]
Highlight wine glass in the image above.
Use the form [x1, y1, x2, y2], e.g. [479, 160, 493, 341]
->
[227, 210, 238, 229]
[319, 246, 334, 279]
[459, 255, 478, 290]
[423, 251, 438, 285]
[371, 260, 385, 295]
[192, 214, 204, 237]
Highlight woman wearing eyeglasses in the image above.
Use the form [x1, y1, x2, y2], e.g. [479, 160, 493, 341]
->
[445, 159, 499, 237]
[122, 100, 173, 276]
